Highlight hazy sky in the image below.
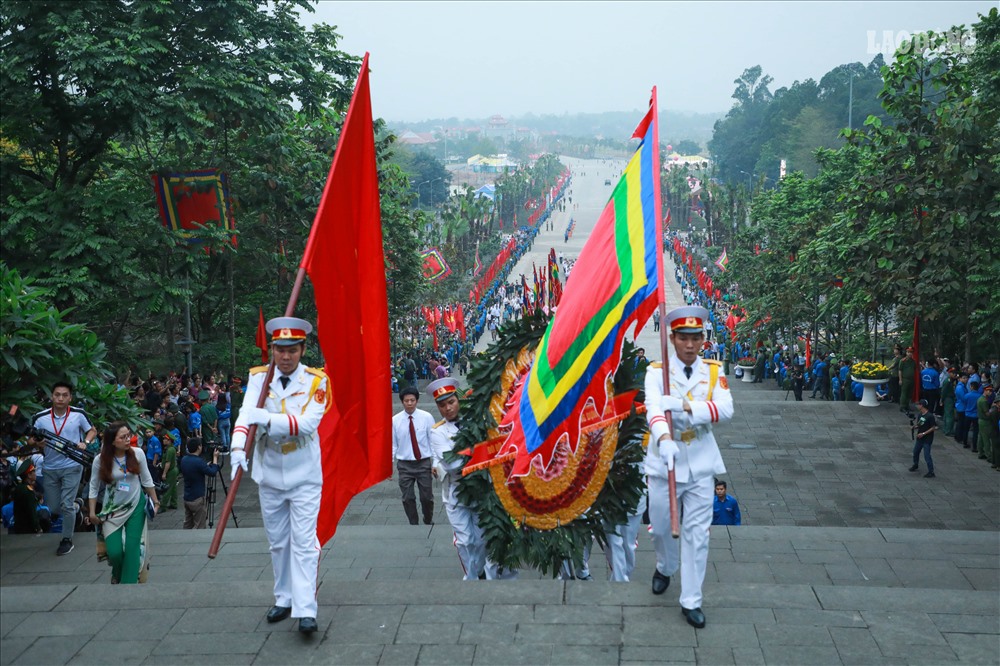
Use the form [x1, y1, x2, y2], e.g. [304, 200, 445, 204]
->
[301, 1, 992, 121]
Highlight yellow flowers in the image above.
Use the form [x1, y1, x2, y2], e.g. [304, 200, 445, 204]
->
[852, 361, 890, 379]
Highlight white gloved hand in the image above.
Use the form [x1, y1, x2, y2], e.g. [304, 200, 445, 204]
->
[660, 395, 684, 413]
[230, 448, 248, 480]
[658, 437, 679, 471]
[243, 407, 271, 427]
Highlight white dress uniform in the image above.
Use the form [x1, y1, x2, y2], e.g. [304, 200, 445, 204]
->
[430, 419, 488, 580]
[231, 361, 331, 619]
[644, 354, 732, 611]
[603, 486, 646, 582]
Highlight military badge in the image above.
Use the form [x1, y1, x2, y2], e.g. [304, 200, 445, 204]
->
[719, 376, 729, 389]
[314, 388, 326, 403]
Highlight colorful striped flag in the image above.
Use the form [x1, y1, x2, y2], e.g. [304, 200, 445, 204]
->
[499, 90, 664, 477]
[714, 247, 729, 272]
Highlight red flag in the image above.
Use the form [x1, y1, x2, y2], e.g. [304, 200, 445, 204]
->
[255, 306, 268, 364]
[456, 305, 467, 341]
[300, 54, 392, 546]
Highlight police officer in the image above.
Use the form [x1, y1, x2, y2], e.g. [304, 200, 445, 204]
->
[230, 317, 331, 635]
[428, 377, 488, 580]
[644, 306, 734, 629]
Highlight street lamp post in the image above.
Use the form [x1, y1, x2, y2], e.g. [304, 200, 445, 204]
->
[415, 177, 443, 208]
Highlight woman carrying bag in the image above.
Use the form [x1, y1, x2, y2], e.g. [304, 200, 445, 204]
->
[88, 421, 159, 584]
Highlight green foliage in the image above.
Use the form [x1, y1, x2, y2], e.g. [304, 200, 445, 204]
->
[453, 311, 646, 576]
[0, 262, 149, 430]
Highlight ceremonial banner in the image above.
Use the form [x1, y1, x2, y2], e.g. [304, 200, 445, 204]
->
[151, 168, 236, 245]
[500, 91, 663, 476]
[300, 54, 392, 546]
[419, 248, 452, 282]
[714, 247, 729, 272]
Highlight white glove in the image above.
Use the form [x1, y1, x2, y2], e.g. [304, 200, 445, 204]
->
[660, 395, 684, 413]
[658, 437, 679, 471]
[230, 448, 248, 480]
[243, 407, 271, 427]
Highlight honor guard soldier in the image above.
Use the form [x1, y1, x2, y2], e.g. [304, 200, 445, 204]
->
[427, 377, 488, 580]
[230, 317, 332, 635]
[644, 305, 734, 629]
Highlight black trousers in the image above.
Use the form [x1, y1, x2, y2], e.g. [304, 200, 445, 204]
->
[397, 458, 434, 524]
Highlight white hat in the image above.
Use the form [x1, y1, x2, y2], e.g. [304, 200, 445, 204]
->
[265, 316, 313, 346]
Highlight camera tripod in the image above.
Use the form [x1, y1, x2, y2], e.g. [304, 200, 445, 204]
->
[206, 467, 239, 529]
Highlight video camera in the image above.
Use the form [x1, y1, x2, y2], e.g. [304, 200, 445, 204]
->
[1, 405, 95, 468]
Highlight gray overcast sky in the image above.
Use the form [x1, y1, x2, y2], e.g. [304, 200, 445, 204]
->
[302, 1, 993, 121]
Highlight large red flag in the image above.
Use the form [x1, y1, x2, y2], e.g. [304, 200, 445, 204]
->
[255, 306, 268, 364]
[456, 305, 466, 341]
[300, 54, 392, 546]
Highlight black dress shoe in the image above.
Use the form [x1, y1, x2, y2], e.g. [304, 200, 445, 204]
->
[266, 605, 292, 623]
[682, 607, 706, 628]
[908, 465, 918, 472]
[298, 617, 318, 634]
[651, 569, 671, 595]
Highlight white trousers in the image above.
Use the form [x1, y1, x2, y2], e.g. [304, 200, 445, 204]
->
[259, 483, 321, 618]
[558, 540, 592, 580]
[648, 474, 713, 609]
[445, 501, 486, 580]
[603, 493, 646, 582]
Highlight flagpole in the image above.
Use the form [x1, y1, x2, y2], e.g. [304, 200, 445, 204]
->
[649, 87, 681, 539]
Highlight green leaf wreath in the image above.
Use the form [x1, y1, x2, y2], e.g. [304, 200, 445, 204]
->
[450, 309, 648, 577]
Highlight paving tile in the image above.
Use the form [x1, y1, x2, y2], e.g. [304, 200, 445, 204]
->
[457, 623, 516, 645]
[472, 643, 552, 665]
[392, 622, 460, 644]
[692, 647, 734, 664]
[0, 637, 34, 666]
[550, 644, 619, 665]
[730, 646, 766, 664]
[479, 604, 534, 624]
[8, 610, 115, 638]
[172, 605, 266, 634]
[377, 644, 418, 666]
[759, 644, 842, 665]
[68, 639, 158, 665]
[755, 624, 833, 646]
[929, 613, 1000, 634]
[0, 612, 29, 639]
[325, 606, 404, 644]
[773, 608, 866, 627]
[621, 621, 698, 647]
[816, 587, 999, 614]
[514, 622, 621, 645]
[620, 646, 695, 662]
[11, 634, 88, 666]
[533, 604, 621, 625]
[0, 585, 75, 613]
[961, 568, 1000, 591]
[415, 644, 475, 665]
[690, 623, 758, 648]
[943, 632, 1000, 664]
[151, 632, 267, 655]
[400, 604, 482, 624]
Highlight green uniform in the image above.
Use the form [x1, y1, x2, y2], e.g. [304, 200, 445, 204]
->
[161, 445, 179, 509]
[940, 375, 955, 435]
[199, 403, 218, 442]
[887, 355, 902, 404]
[977, 396, 997, 465]
[899, 357, 917, 410]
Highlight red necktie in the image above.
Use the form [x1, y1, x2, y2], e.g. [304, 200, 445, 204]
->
[409, 415, 422, 461]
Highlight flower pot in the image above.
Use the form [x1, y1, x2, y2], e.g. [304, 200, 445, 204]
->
[737, 365, 755, 383]
[852, 376, 887, 407]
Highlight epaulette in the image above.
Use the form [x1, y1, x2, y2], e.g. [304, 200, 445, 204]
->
[305, 367, 328, 379]
[433, 419, 446, 428]
[649, 362, 663, 369]
[249, 365, 268, 375]
[704, 359, 722, 366]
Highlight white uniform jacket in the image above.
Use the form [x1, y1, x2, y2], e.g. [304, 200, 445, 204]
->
[430, 419, 464, 506]
[643, 356, 732, 484]
[231, 363, 331, 489]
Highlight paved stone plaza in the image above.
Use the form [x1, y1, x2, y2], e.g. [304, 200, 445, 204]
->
[2, 158, 997, 664]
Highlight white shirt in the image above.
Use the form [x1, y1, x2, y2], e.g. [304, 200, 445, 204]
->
[391, 408, 435, 461]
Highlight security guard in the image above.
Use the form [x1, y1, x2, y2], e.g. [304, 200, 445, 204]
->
[644, 305, 734, 629]
[230, 316, 331, 635]
[428, 377, 487, 580]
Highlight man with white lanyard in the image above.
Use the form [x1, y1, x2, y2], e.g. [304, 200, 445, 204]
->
[32, 381, 97, 556]
[230, 317, 331, 635]
[644, 306, 734, 629]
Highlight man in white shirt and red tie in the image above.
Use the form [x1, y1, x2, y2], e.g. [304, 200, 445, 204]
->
[391, 386, 435, 525]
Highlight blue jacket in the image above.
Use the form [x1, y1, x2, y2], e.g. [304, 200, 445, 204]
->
[712, 494, 742, 526]
[964, 389, 983, 417]
[921, 368, 940, 390]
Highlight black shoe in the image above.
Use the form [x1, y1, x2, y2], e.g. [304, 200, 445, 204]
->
[924, 472, 936, 478]
[298, 617, 318, 634]
[266, 606, 292, 623]
[908, 465, 919, 472]
[56, 538, 74, 556]
[682, 607, 706, 628]
[651, 569, 671, 595]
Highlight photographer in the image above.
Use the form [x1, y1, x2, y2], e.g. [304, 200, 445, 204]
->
[178, 438, 220, 529]
[791, 365, 805, 402]
[31, 381, 97, 556]
[909, 399, 938, 478]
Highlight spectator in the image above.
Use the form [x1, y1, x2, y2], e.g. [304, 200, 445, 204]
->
[391, 387, 435, 526]
[179, 438, 220, 529]
[887, 345, 903, 405]
[186, 403, 202, 439]
[87, 422, 159, 584]
[711, 479, 742, 526]
[977, 384, 995, 464]
[199, 391, 218, 444]
[909, 399, 937, 478]
[31, 381, 97, 556]
[920, 359, 941, 414]
[12, 460, 50, 534]
[940, 367, 957, 436]
[143, 425, 162, 484]
[954, 373, 970, 445]
[899, 347, 918, 412]
[634, 348, 649, 375]
[216, 392, 232, 452]
[963, 381, 983, 452]
[159, 429, 179, 511]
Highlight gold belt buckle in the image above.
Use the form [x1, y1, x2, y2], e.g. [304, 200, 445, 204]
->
[279, 440, 298, 455]
[680, 429, 696, 444]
